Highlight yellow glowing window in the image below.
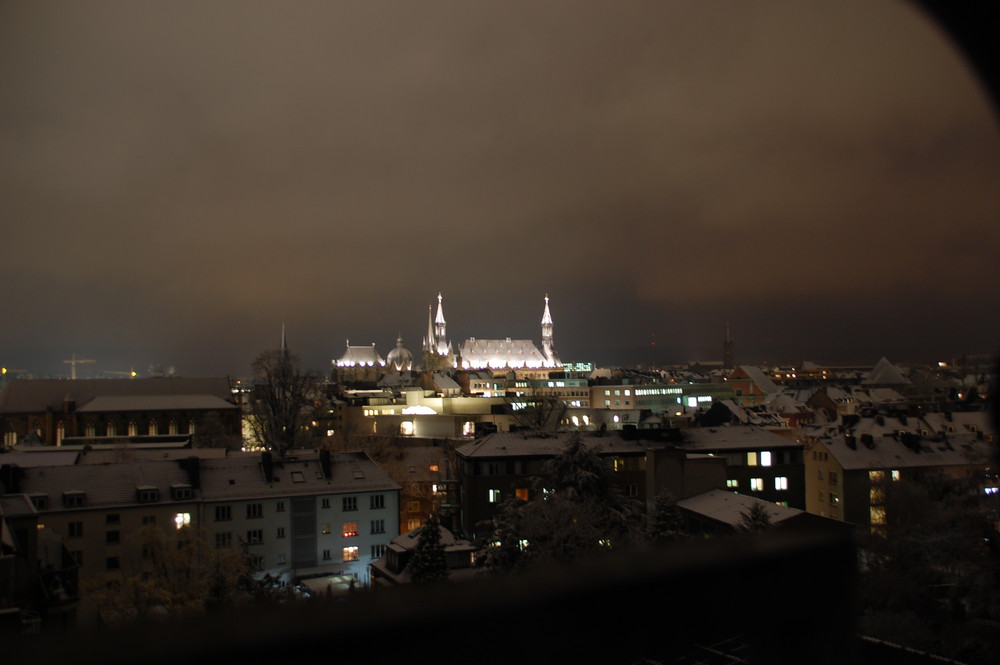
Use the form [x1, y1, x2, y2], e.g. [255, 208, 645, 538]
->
[869, 470, 885, 483]
[747, 452, 758, 466]
[343, 546, 359, 562]
[870, 506, 886, 525]
[342, 522, 358, 537]
[515, 488, 529, 501]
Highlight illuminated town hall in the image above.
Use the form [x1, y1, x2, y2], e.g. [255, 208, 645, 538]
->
[335, 293, 561, 375]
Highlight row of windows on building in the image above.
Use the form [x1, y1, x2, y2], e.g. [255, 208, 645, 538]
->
[726, 477, 791, 491]
[486, 483, 641, 504]
[213, 494, 386, 521]
[212, 520, 388, 548]
[83, 544, 390, 572]
[3, 418, 202, 446]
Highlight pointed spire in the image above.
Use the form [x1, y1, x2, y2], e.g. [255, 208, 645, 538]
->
[541, 293, 553, 325]
[435, 292, 446, 325]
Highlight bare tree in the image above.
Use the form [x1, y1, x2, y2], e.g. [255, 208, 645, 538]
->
[247, 347, 320, 455]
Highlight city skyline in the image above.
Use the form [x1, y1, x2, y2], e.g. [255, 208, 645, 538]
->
[1, 1, 998, 378]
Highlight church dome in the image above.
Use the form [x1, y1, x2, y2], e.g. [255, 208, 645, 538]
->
[386, 335, 414, 372]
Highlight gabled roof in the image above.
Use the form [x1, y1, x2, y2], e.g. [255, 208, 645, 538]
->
[198, 451, 400, 501]
[808, 421, 992, 471]
[9, 451, 401, 509]
[75, 394, 237, 413]
[335, 343, 385, 368]
[459, 338, 555, 369]
[680, 426, 803, 451]
[733, 366, 779, 394]
[0, 377, 236, 413]
[677, 489, 802, 528]
[455, 430, 673, 460]
[863, 357, 910, 386]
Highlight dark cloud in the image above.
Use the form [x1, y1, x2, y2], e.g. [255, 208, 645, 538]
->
[1, 0, 997, 378]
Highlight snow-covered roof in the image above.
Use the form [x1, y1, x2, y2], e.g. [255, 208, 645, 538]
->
[681, 426, 802, 451]
[335, 342, 385, 368]
[863, 357, 910, 386]
[455, 430, 672, 460]
[75, 394, 237, 413]
[677, 489, 802, 528]
[459, 338, 558, 370]
[735, 365, 779, 395]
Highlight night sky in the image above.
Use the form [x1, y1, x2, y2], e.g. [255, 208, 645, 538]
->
[2, 1, 998, 379]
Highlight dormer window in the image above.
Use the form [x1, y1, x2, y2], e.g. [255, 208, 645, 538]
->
[136, 486, 160, 503]
[171, 484, 193, 501]
[63, 491, 86, 508]
[29, 493, 48, 510]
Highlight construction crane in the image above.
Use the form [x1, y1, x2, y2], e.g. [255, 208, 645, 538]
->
[64, 354, 96, 380]
[102, 368, 138, 378]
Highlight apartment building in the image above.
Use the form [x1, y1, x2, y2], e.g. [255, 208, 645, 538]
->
[678, 426, 807, 510]
[0, 449, 400, 588]
[802, 411, 995, 527]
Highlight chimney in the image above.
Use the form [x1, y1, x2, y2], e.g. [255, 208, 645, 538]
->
[0, 464, 21, 494]
[319, 449, 332, 479]
[178, 456, 201, 488]
[261, 451, 274, 483]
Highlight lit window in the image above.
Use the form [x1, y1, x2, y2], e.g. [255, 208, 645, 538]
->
[515, 488, 529, 501]
[870, 487, 885, 504]
[612, 458, 625, 472]
[343, 546, 359, 562]
[174, 512, 191, 529]
[400, 421, 414, 436]
[869, 470, 885, 483]
[830, 493, 840, 504]
[488, 489, 501, 503]
[760, 451, 772, 467]
[321, 524, 331, 534]
[747, 452, 758, 466]
[750, 478, 764, 492]
[891, 470, 900, 482]
[870, 506, 886, 525]
[774, 477, 788, 491]
[726, 479, 739, 489]
[342, 522, 358, 537]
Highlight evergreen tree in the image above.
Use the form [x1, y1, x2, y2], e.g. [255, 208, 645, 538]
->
[406, 513, 449, 584]
[737, 500, 773, 533]
[647, 491, 687, 544]
[475, 433, 645, 575]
